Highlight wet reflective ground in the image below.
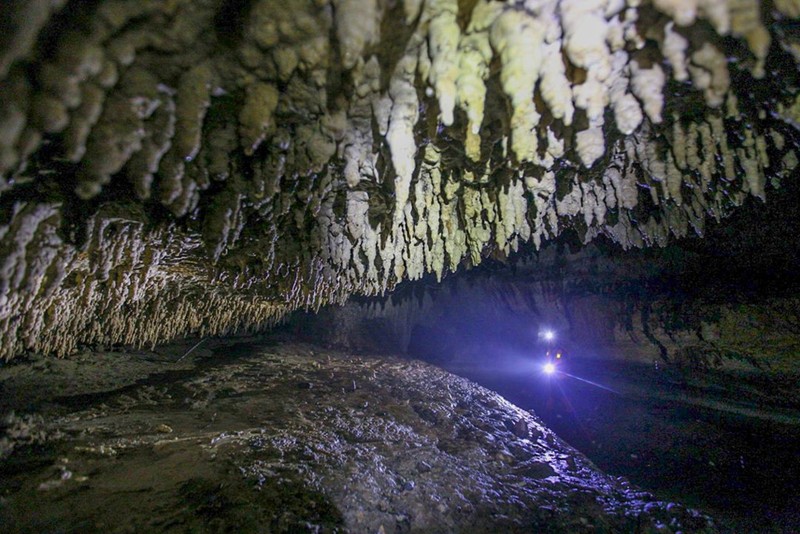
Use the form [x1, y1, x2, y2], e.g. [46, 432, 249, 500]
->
[444, 355, 800, 533]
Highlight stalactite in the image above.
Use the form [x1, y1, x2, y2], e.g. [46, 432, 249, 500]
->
[0, 0, 796, 360]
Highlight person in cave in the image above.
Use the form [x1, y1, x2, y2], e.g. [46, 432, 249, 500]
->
[543, 347, 571, 415]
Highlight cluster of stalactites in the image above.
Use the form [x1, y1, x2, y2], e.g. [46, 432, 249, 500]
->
[0, 202, 310, 361]
[330, 0, 797, 285]
[395, 0, 774, 170]
[0, 0, 797, 359]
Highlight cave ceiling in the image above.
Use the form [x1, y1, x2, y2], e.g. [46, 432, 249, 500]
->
[0, 0, 798, 360]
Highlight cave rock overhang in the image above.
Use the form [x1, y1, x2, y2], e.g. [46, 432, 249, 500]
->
[0, 0, 798, 361]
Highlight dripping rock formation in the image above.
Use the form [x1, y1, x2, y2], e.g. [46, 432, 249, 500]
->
[1, 0, 799, 360]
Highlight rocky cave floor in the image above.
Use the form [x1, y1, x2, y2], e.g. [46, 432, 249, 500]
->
[0, 336, 722, 533]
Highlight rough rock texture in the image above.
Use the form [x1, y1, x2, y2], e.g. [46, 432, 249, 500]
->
[0, 1, 799, 360]
[290, 196, 800, 376]
[309, 267, 800, 374]
[0, 339, 714, 532]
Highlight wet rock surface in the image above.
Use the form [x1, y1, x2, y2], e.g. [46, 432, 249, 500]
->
[0, 338, 714, 533]
[444, 355, 800, 533]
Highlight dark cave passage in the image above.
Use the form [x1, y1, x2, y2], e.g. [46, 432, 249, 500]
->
[441, 353, 800, 533]
[278, 189, 800, 532]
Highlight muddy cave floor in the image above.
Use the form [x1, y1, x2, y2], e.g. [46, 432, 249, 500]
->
[0, 337, 796, 533]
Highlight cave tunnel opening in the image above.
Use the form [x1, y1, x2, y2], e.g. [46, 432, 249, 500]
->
[282, 176, 800, 532]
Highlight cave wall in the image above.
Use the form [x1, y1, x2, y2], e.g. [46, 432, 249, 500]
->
[292, 229, 800, 374]
[1, 1, 799, 360]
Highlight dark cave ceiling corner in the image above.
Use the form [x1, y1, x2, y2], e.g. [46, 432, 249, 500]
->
[0, 0, 798, 360]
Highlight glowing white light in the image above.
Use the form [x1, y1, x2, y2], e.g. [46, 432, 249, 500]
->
[544, 362, 556, 374]
[543, 330, 555, 342]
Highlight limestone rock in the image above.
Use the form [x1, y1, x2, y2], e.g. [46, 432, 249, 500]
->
[0, 0, 796, 360]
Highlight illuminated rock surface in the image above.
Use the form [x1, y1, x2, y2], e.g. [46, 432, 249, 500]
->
[0, 0, 798, 360]
[294, 181, 800, 376]
[0, 340, 713, 532]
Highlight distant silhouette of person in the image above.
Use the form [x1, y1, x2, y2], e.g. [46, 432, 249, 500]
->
[544, 347, 570, 414]
[546, 347, 567, 367]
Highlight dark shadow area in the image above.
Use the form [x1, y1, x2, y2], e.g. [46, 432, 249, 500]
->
[441, 354, 800, 533]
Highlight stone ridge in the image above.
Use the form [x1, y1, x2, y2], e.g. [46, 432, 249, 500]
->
[0, 0, 798, 359]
